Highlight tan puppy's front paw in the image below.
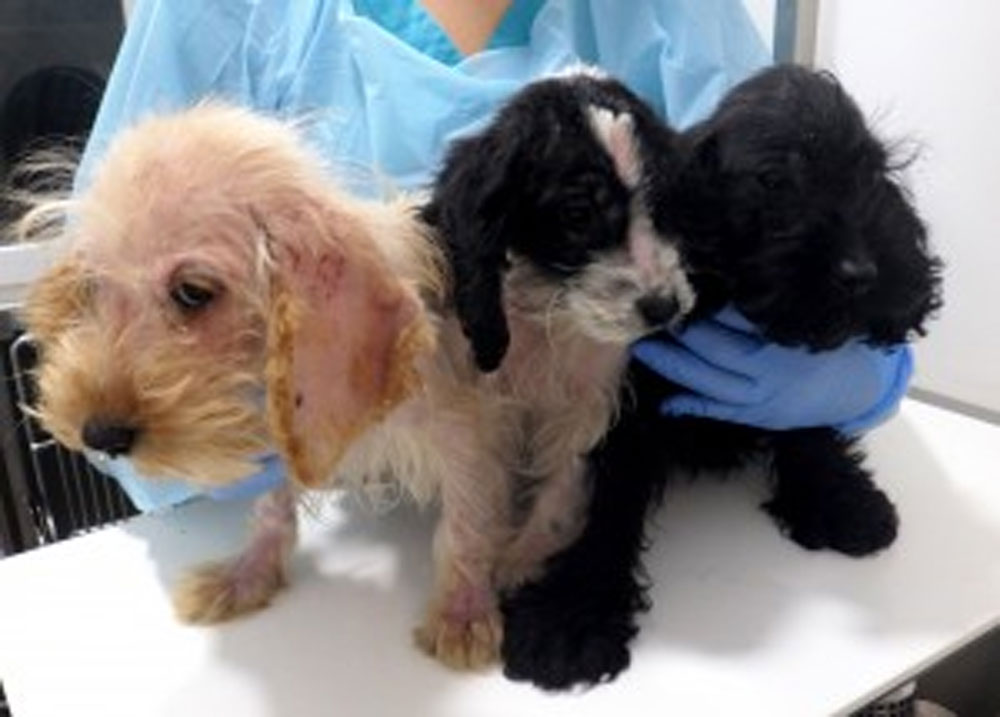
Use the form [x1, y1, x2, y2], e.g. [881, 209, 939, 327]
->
[172, 556, 286, 624]
[414, 587, 502, 670]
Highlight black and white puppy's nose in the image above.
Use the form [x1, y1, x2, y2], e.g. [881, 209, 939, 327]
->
[81, 418, 138, 457]
[635, 294, 679, 328]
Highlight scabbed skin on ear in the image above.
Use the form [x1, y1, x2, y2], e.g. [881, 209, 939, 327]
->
[265, 215, 435, 489]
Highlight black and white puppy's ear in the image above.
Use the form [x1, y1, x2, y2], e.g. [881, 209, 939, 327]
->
[422, 129, 520, 373]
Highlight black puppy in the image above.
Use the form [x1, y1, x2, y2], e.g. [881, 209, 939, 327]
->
[501, 65, 943, 689]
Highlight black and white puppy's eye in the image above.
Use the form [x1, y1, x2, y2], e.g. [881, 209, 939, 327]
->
[169, 279, 218, 313]
[558, 194, 597, 230]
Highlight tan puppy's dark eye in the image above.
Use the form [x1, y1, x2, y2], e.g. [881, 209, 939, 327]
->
[170, 280, 217, 312]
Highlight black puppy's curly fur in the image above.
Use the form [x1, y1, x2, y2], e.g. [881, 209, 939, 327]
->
[500, 65, 943, 689]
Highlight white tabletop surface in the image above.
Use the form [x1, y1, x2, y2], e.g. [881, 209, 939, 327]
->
[2, 398, 1000, 717]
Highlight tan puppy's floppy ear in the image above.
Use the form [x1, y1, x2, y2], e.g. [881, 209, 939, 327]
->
[263, 200, 433, 488]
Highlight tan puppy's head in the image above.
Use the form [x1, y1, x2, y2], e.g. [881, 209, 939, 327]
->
[21, 103, 435, 489]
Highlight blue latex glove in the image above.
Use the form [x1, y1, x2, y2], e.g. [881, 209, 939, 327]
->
[78, 0, 770, 510]
[88, 453, 286, 513]
[631, 307, 914, 434]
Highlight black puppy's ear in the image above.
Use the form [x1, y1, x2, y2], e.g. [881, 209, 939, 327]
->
[655, 130, 724, 242]
[682, 132, 721, 187]
[869, 183, 945, 345]
[423, 131, 520, 372]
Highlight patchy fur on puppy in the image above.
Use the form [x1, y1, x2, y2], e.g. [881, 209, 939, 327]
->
[500, 65, 943, 689]
[423, 70, 694, 590]
[18, 103, 516, 670]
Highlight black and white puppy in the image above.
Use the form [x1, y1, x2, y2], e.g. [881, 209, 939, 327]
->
[501, 65, 944, 689]
[422, 70, 692, 591]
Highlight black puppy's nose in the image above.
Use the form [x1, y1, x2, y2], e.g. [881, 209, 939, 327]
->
[635, 294, 679, 327]
[81, 419, 138, 457]
[836, 257, 878, 293]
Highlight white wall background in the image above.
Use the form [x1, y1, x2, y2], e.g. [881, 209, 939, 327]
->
[815, 0, 1000, 416]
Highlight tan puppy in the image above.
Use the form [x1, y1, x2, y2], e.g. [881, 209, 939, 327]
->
[19, 103, 511, 670]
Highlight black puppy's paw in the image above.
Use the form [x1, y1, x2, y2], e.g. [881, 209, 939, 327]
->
[500, 575, 645, 690]
[767, 429, 900, 557]
[765, 481, 898, 557]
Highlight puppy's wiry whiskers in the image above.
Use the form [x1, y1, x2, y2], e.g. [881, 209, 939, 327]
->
[14, 199, 75, 245]
[541, 286, 569, 354]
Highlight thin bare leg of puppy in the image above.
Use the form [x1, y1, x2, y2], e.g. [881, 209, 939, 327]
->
[495, 408, 599, 588]
[414, 425, 510, 670]
[173, 484, 298, 624]
[496, 457, 589, 589]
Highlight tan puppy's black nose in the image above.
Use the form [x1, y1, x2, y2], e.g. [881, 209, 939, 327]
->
[81, 419, 138, 457]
